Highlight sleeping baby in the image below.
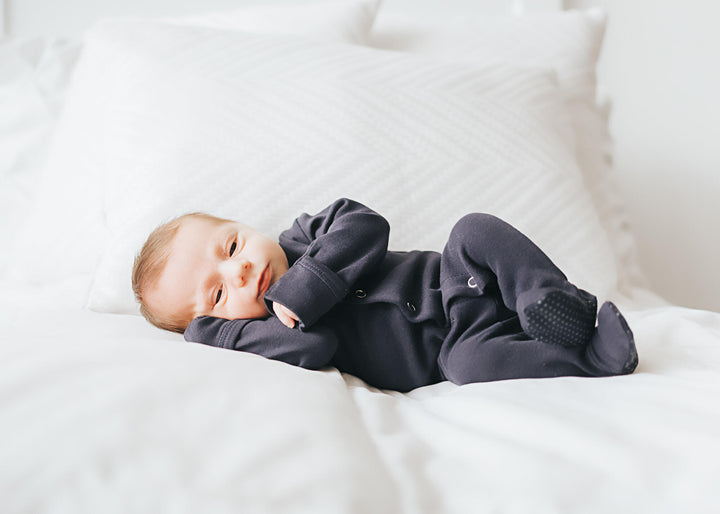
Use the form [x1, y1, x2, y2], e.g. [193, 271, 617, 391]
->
[132, 197, 638, 392]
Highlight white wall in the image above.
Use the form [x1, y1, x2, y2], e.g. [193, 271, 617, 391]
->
[567, 0, 720, 312]
[0, 1, 5, 37]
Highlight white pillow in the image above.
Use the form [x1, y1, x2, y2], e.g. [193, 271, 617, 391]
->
[370, 8, 646, 291]
[6, 0, 383, 287]
[76, 20, 617, 314]
[168, 0, 380, 45]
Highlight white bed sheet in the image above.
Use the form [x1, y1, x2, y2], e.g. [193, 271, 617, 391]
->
[2, 281, 719, 513]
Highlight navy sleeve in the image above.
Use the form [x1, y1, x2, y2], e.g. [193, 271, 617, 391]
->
[264, 198, 390, 328]
[185, 315, 338, 370]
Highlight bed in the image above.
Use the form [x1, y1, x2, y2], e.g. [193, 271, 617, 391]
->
[1, 0, 719, 512]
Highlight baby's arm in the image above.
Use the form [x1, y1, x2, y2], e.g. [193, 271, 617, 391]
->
[265, 198, 390, 329]
[185, 315, 338, 370]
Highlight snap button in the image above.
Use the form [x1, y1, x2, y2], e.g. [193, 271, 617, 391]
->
[467, 276, 477, 288]
[406, 301, 416, 312]
[354, 289, 367, 299]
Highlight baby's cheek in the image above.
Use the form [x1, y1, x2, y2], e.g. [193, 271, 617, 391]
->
[226, 297, 269, 320]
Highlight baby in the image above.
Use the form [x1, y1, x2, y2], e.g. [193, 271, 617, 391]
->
[133, 198, 638, 392]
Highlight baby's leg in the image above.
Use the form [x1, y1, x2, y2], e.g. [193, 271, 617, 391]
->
[442, 213, 596, 347]
[438, 298, 637, 384]
[439, 296, 591, 382]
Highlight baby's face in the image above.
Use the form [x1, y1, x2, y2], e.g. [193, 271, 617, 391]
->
[146, 216, 289, 325]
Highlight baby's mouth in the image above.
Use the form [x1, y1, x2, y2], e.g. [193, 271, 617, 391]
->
[256, 264, 271, 299]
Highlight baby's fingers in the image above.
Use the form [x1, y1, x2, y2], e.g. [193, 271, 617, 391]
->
[278, 311, 295, 329]
[273, 302, 297, 328]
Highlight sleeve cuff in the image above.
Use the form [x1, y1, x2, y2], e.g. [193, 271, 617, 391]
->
[185, 316, 246, 350]
[264, 255, 348, 328]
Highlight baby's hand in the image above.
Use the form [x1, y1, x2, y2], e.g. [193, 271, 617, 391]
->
[273, 302, 299, 329]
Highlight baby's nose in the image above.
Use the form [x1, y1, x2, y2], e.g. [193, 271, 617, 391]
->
[224, 259, 252, 288]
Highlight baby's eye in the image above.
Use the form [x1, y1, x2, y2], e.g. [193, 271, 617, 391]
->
[229, 241, 237, 256]
[215, 288, 223, 305]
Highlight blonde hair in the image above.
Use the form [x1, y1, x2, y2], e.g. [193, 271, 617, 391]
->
[132, 212, 229, 333]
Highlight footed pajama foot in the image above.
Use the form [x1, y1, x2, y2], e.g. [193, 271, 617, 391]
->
[586, 301, 638, 375]
[518, 287, 597, 347]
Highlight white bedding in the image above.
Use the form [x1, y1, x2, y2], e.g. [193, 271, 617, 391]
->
[2, 1, 720, 512]
[2, 282, 720, 513]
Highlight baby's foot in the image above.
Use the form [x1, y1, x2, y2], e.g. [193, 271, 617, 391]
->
[586, 302, 638, 375]
[518, 287, 597, 347]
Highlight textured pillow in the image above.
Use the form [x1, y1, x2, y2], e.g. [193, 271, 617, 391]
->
[6, 0, 383, 287]
[77, 20, 617, 314]
[370, 8, 646, 291]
